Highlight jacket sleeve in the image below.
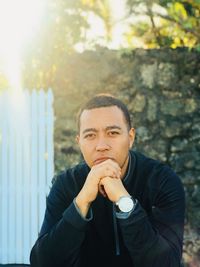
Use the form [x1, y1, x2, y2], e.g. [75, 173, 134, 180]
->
[118, 167, 185, 267]
[30, 176, 91, 267]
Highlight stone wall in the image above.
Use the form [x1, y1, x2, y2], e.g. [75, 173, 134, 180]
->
[52, 48, 200, 266]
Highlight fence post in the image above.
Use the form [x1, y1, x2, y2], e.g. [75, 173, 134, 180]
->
[0, 89, 54, 264]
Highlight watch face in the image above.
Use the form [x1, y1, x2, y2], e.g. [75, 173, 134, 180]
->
[118, 197, 134, 212]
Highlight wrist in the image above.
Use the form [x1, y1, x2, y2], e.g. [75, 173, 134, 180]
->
[76, 193, 91, 218]
[114, 192, 130, 203]
[76, 195, 91, 208]
[115, 195, 136, 213]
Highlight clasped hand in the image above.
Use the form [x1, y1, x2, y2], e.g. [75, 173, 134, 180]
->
[77, 159, 129, 206]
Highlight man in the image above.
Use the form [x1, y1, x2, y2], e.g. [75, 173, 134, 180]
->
[30, 94, 185, 267]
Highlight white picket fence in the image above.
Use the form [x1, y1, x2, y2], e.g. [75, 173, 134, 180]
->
[0, 89, 54, 264]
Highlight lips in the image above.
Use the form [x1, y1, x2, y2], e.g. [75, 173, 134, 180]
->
[93, 157, 112, 165]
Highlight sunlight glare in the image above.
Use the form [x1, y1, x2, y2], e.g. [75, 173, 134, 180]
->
[74, 0, 135, 52]
[108, 0, 127, 49]
[0, 0, 46, 91]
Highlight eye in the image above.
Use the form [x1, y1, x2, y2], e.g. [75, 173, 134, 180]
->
[84, 133, 96, 140]
[108, 131, 120, 136]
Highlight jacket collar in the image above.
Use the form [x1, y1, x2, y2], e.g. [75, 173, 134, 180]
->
[123, 150, 136, 187]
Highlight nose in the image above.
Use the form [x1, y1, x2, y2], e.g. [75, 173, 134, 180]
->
[96, 137, 111, 151]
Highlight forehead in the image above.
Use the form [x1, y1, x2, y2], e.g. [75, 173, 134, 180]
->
[79, 106, 126, 130]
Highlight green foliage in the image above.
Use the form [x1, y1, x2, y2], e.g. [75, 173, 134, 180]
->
[126, 0, 200, 49]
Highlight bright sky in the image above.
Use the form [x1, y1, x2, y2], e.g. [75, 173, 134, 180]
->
[75, 0, 130, 52]
[108, 0, 129, 48]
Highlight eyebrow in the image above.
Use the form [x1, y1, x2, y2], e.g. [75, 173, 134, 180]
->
[82, 128, 98, 134]
[105, 125, 122, 131]
[82, 125, 122, 135]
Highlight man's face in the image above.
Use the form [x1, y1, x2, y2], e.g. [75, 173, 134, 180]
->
[77, 106, 135, 177]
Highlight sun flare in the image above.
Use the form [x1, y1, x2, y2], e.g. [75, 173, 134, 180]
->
[0, 0, 46, 91]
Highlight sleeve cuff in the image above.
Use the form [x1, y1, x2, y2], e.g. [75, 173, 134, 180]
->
[117, 200, 147, 224]
[73, 198, 93, 221]
[62, 200, 93, 231]
[115, 199, 141, 220]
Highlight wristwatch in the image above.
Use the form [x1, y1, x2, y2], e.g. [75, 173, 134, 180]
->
[115, 196, 135, 213]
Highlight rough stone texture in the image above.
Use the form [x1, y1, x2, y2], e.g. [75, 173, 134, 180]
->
[51, 48, 200, 266]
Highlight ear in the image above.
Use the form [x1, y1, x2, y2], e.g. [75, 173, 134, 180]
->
[129, 128, 135, 148]
[76, 135, 80, 145]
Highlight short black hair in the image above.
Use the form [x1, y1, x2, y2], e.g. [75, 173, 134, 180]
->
[77, 93, 131, 131]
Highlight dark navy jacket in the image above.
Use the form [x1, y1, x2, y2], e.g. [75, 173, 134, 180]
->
[30, 150, 185, 267]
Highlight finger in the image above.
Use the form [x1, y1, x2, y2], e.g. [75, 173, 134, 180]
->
[96, 159, 121, 172]
[101, 161, 121, 179]
[103, 169, 120, 179]
[105, 159, 121, 173]
[98, 184, 107, 197]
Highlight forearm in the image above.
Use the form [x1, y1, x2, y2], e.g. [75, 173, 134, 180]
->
[30, 202, 91, 267]
[30, 222, 83, 267]
[118, 203, 184, 266]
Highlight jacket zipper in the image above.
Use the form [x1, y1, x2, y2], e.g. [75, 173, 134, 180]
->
[113, 204, 120, 256]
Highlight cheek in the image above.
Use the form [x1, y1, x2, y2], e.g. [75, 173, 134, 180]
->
[114, 140, 130, 156]
[121, 137, 131, 148]
[80, 142, 93, 156]
[80, 145, 94, 167]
